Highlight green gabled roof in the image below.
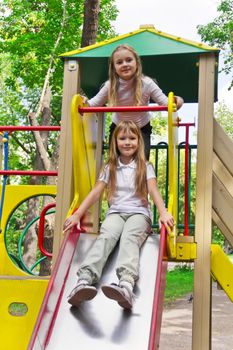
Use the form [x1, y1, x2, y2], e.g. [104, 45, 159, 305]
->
[60, 26, 220, 102]
[60, 27, 219, 57]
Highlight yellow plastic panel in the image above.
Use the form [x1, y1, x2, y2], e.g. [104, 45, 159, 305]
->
[0, 278, 48, 350]
[0, 185, 56, 276]
[176, 236, 197, 261]
[211, 244, 233, 301]
[69, 95, 99, 229]
[167, 92, 179, 258]
[69, 95, 92, 216]
[82, 108, 99, 188]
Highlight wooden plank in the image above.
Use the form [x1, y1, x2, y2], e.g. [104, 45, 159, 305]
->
[192, 53, 216, 350]
[213, 152, 233, 197]
[213, 150, 233, 247]
[213, 118, 233, 177]
[212, 209, 233, 247]
[212, 174, 233, 242]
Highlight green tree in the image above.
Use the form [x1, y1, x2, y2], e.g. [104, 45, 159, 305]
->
[0, 0, 117, 125]
[0, 0, 118, 274]
[197, 0, 233, 87]
[0, 0, 117, 180]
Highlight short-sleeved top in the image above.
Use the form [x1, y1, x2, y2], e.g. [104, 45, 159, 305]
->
[99, 159, 156, 219]
[88, 76, 168, 128]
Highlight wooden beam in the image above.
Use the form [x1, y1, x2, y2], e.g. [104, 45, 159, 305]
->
[53, 60, 80, 263]
[192, 53, 216, 350]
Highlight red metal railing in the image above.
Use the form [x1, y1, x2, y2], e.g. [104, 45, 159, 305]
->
[0, 170, 57, 176]
[38, 203, 56, 258]
[148, 225, 168, 349]
[0, 126, 60, 132]
[79, 105, 168, 114]
[0, 125, 60, 176]
[177, 121, 195, 236]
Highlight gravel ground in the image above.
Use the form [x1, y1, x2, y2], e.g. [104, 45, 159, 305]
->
[160, 282, 233, 350]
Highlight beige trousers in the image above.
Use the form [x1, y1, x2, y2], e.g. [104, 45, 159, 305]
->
[77, 213, 152, 287]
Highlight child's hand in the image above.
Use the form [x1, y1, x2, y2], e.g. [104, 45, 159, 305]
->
[174, 96, 184, 110]
[158, 211, 174, 230]
[80, 95, 89, 105]
[63, 213, 81, 233]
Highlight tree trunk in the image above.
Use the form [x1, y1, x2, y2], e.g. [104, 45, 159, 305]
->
[22, 194, 40, 270]
[81, 0, 100, 47]
[23, 87, 55, 275]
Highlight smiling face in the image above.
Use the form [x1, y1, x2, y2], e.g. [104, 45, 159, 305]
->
[113, 48, 137, 81]
[116, 129, 139, 163]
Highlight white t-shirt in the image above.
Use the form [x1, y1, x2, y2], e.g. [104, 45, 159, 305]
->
[99, 159, 156, 219]
[88, 76, 168, 128]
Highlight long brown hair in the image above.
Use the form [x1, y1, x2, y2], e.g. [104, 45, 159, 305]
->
[108, 44, 142, 106]
[106, 121, 148, 201]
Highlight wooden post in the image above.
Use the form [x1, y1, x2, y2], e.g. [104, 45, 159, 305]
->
[192, 53, 216, 350]
[53, 59, 80, 263]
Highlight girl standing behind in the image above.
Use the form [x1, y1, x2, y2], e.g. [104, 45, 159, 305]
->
[64, 120, 174, 309]
[85, 44, 183, 160]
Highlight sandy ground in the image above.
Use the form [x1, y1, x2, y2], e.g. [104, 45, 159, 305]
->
[160, 282, 233, 350]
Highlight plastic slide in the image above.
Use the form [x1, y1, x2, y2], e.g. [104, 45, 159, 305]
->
[27, 226, 167, 350]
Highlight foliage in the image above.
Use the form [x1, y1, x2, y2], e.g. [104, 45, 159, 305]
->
[8, 302, 28, 316]
[5, 201, 27, 256]
[215, 101, 233, 138]
[0, 0, 118, 177]
[0, 0, 118, 273]
[150, 113, 167, 142]
[0, 0, 117, 94]
[197, 0, 233, 87]
[212, 225, 225, 246]
[165, 265, 194, 305]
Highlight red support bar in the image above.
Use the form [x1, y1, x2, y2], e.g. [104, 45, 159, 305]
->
[79, 105, 168, 114]
[177, 121, 195, 236]
[177, 122, 195, 127]
[38, 203, 56, 258]
[0, 170, 58, 176]
[0, 126, 60, 132]
[184, 125, 190, 236]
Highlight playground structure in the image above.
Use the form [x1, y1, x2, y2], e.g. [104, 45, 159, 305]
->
[0, 25, 233, 349]
[0, 127, 58, 350]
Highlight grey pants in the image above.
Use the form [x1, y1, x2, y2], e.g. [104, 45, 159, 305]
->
[77, 213, 152, 287]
